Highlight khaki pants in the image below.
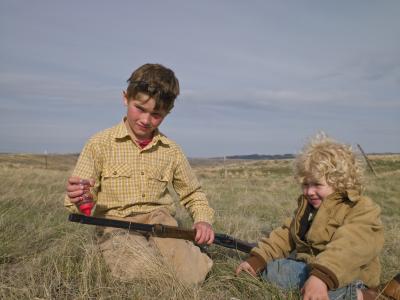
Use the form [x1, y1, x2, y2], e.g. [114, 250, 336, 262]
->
[95, 208, 213, 285]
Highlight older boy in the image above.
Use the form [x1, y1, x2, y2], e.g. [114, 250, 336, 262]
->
[236, 133, 384, 300]
[65, 63, 214, 285]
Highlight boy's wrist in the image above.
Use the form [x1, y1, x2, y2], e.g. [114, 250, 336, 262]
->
[193, 211, 214, 225]
[309, 263, 339, 290]
[246, 253, 266, 273]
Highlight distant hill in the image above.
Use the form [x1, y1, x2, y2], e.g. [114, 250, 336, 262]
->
[214, 152, 400, 161]
[226, 153, 295, 160]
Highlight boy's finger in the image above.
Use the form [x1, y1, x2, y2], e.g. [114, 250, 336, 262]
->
[68, 196, 83, 204]
[244, 267, 256, 277]
[195, 229, 205, 244]
[235, 266, 242, 276]
[207, 230, 215, 245]
[80, 178, 95, 186]
[68, 176, 81, 184]
[67, 189, 85, 198]
[66, 183, 84, 192]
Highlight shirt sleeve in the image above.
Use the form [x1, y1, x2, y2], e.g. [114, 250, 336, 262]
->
[64, 137, 104, 212]
[171, 147, 214, 224]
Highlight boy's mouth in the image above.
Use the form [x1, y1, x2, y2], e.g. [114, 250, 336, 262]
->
[137, 123, 151, 130]
[308, 197, 322, 207]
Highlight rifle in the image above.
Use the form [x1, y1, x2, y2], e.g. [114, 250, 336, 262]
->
[68, 213, 256, 254]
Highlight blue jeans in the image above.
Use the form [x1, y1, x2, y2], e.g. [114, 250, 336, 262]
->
[261, 259, 365, 300]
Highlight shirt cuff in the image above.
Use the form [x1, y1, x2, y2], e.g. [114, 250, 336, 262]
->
[192, 209, 214, 225]
[309, 263, 339, 290]
[65, 203, 80, 214]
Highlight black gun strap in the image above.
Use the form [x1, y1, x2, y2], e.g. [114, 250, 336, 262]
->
[69, 213, 154, 233]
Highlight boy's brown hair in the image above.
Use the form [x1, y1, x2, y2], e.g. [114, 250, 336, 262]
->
[126, 63, 180, 112]
[294, 132, 364, 193]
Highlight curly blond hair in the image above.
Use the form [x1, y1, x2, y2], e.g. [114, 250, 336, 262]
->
[294, 132, 364, 193]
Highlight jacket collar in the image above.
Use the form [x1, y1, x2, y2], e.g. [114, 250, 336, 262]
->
[299, 189, 362, 208]
[342, 189, 362, 202]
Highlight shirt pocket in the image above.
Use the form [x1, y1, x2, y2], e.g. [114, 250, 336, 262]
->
[101, 163, 134, 202]
[309, 211, 345, 245]
[103, 163, 133, 178]
[322, 208, 348, 242]
[147, 164, 174, 198]
[323, 217, 342, 241]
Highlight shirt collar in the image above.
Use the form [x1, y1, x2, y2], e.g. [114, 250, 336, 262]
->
[114, 117, 171, 147]
[112, 119, 130, 140]
[152, 129, 171, 146]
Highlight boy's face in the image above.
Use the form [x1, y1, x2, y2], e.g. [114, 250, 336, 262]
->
[123, 92, 168, 140]
[302, 177, 334, 209]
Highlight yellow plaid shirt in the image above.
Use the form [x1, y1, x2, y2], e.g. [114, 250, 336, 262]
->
[64, 119, 214, 224]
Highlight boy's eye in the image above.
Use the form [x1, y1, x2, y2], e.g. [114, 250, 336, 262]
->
[152, 111, 166, 119]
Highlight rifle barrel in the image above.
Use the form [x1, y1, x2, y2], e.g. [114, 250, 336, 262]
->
[214, 233, 256, 253]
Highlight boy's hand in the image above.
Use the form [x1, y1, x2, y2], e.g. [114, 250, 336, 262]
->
[235, 261, 257, 277]
[193, 221, 214, 245]
[66, 176, 95, 204]
[301, 275, 329, 300]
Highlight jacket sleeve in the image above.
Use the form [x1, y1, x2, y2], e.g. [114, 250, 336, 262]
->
[248, 217, 296, 272]
[310, 198, 384, 289]
[172, 146, 214, 224]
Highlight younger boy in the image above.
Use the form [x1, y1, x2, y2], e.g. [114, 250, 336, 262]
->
[236, 133, 384, 300]
[65, 63, 214, 285]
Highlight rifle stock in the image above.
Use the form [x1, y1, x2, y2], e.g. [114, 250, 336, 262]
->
[68, 213, 255, 253]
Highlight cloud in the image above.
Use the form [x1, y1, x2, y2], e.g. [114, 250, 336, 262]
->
[0, 71, 120, 106]
[181, 87, 400, 111]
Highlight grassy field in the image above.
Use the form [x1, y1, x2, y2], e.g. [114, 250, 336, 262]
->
[0, 153, 399, 299]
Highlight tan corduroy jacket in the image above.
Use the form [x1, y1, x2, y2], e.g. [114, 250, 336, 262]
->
[247, 190, 384, 289]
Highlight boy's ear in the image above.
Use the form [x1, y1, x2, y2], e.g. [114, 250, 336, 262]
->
[122, 91, 128, 106]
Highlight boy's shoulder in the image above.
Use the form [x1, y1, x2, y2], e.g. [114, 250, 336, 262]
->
[88, 122, 126, 144]
[345, 190, 377, 207]
[343, 191, 381, 218]
[157, 131, 179, 147]
[155, 131, 188, 158]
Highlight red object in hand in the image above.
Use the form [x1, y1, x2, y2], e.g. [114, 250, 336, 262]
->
[79, 202, 94, 216]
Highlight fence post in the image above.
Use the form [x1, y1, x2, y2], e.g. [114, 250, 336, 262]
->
[357, 144, 377, 177]
[224, 156, 227, 179]
[44, 150, 48, 169]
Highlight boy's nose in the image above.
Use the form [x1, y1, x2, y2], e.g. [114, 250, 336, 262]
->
[141, 113, 151, 124]
[304, 186, 316, 196]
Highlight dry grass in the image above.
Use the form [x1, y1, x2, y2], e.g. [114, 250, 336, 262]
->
[0, 153, 399, 299]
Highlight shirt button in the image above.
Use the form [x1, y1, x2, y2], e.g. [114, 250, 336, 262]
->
[142, 194, 145, 198]
[113, 171, 117, 175]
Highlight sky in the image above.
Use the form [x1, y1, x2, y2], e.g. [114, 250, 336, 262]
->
[1, 1, 399, 157]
